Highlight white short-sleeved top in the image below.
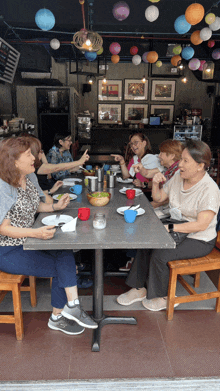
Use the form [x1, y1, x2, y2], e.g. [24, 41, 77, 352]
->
[163, 171, 220, 242]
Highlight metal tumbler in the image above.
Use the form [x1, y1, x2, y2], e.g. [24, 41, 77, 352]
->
[96, 168, 104, 182]
[107, 174, 116, 188]
[88, 176, 98, 192]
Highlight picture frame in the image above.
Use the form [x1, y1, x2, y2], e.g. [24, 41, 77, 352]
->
[98, 103, 122, 124]
[124, 103, 148, 123]
[150, 105, 174, 124]
[98, 79, 122, 101]
[151, 80, 175, 101]
[124, 79, 148, 100]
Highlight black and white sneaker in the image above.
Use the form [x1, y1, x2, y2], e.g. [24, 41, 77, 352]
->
[48, 316, 85, 335]
[61, 301, 98, 329]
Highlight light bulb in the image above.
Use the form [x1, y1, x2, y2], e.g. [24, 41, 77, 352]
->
[181, 77, 187, 83]
[103, 77, 107, 84]
[86, 39, 91, 46]
[142, 76, 146, 83]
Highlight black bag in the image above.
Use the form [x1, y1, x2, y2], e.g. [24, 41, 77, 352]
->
[161, 218, 189, 246]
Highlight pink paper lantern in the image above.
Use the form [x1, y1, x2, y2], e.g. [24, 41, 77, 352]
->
[212, 48, 220, 60]
[208, 40, 215, 48]
[198, 60, 206, 71]
[112, 2, 130, 21]
[142, 52, 149, 63]
[109, 42, 121, 55]
[188, 58, 201, 71]
[130, 46, 138, 55]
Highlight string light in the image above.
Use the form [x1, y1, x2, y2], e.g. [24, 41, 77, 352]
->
[142, 76, 146, 83]
[181, 77, 187, 83]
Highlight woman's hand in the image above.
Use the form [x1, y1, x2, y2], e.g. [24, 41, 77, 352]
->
[33, 226, 56, 240]
[152, 172, 166, 184]
[55, 194, 70, 210]
[50, 180, 63, 194]
[79, 149, 90, 165]
[133, 178, 142, 188]
[132, 163, 143, 173]
[111, 154, 125, 165]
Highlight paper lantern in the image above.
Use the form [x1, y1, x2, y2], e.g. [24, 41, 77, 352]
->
[182, 46, 194, 60]
[156, 60, 162, 67]
[109, 42, 121, 55]
[149, 0, 160, 2]
[50, 38, 60, 50]
[130, 46, 138, 55]
[142, 52, 149, 63]
[188, 58, 200, 71]
[198, 60, 206, 71]
[210, 17, 220, 31]
[205, 13, 216, 25]
[85, 51, 97, 61]
[97, 47, 103, 55]
[190, 30, 203, 45]
[200, 27, 212, 41]
[146, 51, 158, 63]
[212, 49, 220, 60]
[132, 55, 141, 65]
[208, 40, 215, 48]
[173, 45, 182, 55]
[171, 55, 182, 67]
[112, 1, 130, 21]
[145, 6, 159, 22]
[35, 9, 55, 31]
[185, 3, 205, 25]
[174, 15, 191, 34]
[111, 54, 120, 63]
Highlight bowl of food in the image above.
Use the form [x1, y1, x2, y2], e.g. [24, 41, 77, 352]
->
[82, 169, 96, 177]
[87, 191, 111, 207]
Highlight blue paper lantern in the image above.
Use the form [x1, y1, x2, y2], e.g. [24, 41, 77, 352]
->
[35, 9, 55, 31]
[182, 46, 194, 60]
[84, 51, 97, 61]
[174, 15, 191, 35]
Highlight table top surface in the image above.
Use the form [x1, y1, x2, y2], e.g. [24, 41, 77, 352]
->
[24, 176, 175, 251]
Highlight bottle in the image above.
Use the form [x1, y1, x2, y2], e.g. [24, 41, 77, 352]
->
[93, 213, 106, 229]
[103, 175, 107, 191]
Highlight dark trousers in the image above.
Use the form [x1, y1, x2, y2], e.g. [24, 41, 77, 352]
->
[0, 246, 77, 309]
[126, 238, 216, 300]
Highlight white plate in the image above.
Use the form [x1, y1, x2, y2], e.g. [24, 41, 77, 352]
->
[52, 194, 77, 201]
[117, 177, 133, 183]
[117, 206, 145, 216]
[63, 178, 82, 186]
[119, 188, 143, 197]
[42, 215, 73, 226]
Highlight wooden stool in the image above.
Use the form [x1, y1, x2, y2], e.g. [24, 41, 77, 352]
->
[0, 273, 37, 340]
[167, 242, 220, 320]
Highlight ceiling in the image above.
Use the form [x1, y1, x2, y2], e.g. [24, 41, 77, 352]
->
[0, 0, 220, 66]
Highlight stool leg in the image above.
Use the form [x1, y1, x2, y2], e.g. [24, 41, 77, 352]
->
[194, 272, 200, 288]
[29, 276, 37, 307]
[167, 269, 178, 321]
[215, 271, 220, 313]
[12, 284, 24, 341]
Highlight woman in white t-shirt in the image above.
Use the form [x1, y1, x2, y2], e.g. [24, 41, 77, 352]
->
[117, 139, 220, 311]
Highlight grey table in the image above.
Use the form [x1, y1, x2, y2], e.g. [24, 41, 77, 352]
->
[24, 179, 175, 351]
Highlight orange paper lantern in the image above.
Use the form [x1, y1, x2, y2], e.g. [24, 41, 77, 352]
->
[190, 30, 203, 45]
[146, 51, 158, 63]
[185, 3, 205, 25]
[111, 54, 120, 63]
[171, 55, 182, 66]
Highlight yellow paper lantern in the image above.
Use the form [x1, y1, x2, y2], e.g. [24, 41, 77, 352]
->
[111, 54, 120, 64]
[156, 60, 162, 67]
[185, 3, 205, 25]
[171, 55, 182, 67]
[190, 30, 203, 45]
[146, 51, 158, 63]
[205, 13, 216, 25]
[97, 47, 103, 55]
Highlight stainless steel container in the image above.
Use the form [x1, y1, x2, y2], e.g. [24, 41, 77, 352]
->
[96, 168, 104, 182]
[107, 174, 116, 188]
[88, 176, 98, 192]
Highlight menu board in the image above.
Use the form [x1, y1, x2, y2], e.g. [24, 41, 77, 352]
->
[0, 38, 20, 84]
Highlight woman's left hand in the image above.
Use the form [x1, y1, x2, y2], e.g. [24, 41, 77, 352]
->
[55, 194, 70, 210]
[133, 178, 142, 187]
[50, 180, 63, 194]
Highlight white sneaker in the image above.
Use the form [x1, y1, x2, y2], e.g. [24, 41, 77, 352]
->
[142, 296, 180, 312]
[117, 287, 147, 306]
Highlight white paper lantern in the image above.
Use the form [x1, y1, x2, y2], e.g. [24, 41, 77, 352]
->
[50, 38, 60, 50]
[210, 16, 220, 31]
[145, 5, 159, 22]
[200, 27, 212, 41]
[132, 55, 141, 65]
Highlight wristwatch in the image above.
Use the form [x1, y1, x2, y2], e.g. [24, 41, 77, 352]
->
[168, 223, 174, 233]
[48, 190, 52, 196]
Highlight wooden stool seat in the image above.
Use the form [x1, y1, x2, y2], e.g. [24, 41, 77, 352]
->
[167, 247, 220, 321]
[0, 272, 37, 340]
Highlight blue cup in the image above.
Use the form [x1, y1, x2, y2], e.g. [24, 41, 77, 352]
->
[70, 184, 82, 195]
[86, 165, 93, 170]
[124, 209, 137, 223]
[104, 164, 110, 172]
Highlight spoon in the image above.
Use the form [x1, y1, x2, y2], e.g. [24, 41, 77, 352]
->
[127, 204, 140, 211]
[79, 165, 88, 172]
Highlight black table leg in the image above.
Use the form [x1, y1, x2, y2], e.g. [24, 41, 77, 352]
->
[92, 249, 137, 352]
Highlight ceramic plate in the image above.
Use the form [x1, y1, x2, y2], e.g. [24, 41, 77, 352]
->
[52, 194, 77, 201]
[117, 206, 145, 216]
[117, 177, 133, 183]
[63, 178, 82, 186]
[119, 188, 143, 197]
[42, 215, 73, 226]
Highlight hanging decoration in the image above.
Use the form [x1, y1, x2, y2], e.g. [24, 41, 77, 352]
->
[149, 0, 160, 2]
[208, 40, 215, 48]
[97, 47, 103, 55]
[190, 30, 203, 45]
[35, 8, 55, 31]
[142, 52, 149, 63]
[212, 48, 220, 60]
[111, 54, 120, 63]
[182, 46, 194, 60]
[146, 51, 158, 63]
[50, 38, 60, 50]
[174, 15, 191, 34]
[205, 13, 216, 25]
[198, 60, 206, 71]
[173, 45, 182, 55]
[112, 1, 130, 21]
[200, 27, 212, 41]
[156, 60, 162, 67]
[209, 16, 220, 31]
[132, 55, 142, 65]
[130, 46, 138, 55]
[109, 42, 121, 55]
[145, 6, 159, 22]
[188, 58, 201, 71]
[185, 3, 205, 25]
[202, 61, 215, 79]
[171, 55, 182, 66]
[84, 51, 97, 61]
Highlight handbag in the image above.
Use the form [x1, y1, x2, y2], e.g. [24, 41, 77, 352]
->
[161, 218, 189, 246]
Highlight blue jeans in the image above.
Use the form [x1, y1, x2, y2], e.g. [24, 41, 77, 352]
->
[0, 246, 77, 309]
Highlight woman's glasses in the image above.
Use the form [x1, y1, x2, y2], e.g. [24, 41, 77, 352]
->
[129, 141, 141, 147]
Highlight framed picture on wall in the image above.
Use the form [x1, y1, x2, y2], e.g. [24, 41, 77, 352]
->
[98, 80, 122, 101]
[150, 105, 174, 124]
[124, 79, 148, 100]
[124, 103, 148, 123]
[151, 80, 175, 101]
[98, 103, 122, 124]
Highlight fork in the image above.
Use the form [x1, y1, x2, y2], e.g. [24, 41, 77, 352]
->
[126, 204, 140, 211]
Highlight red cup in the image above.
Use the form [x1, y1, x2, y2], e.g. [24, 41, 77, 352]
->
[78, 207, 90, 221]
[126, 189, 135, 200]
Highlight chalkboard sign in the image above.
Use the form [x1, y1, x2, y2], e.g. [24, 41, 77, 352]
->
[0, 38, 20, 84]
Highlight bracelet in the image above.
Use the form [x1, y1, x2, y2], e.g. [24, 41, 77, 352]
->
[52, 204, 55, 211]
[48, 190, 52, 196]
